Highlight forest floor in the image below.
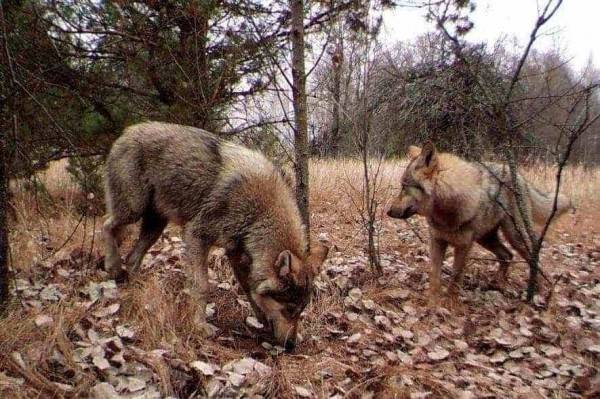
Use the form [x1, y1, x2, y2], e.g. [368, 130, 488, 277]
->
[1, 159, 599, 398]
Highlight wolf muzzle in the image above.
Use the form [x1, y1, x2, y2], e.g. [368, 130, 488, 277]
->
[387, 206, 416, 219]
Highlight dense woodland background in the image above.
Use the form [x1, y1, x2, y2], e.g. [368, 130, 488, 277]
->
[2, 2, 600, 397]
[1, 0, 599, 293]
[2, 0, 600, 184]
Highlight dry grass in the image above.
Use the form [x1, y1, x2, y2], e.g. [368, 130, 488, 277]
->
[10, 158, 598, 272]
[521, 162, 600, 211]
[1, 157, 599, 397]
[9, 159, 98, 274]
[309, 158, 405, 210]
[311, 158, 600, 212]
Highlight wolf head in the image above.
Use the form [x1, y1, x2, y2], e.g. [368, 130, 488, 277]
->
[250, 243, 329, 350]
[387, 141, 438, 219]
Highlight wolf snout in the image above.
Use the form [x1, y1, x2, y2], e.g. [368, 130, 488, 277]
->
[387, 205, 417, 219]
[386, 207, 399, 218]
[273, 323, 298, 352]
[387, 207, 405, 219]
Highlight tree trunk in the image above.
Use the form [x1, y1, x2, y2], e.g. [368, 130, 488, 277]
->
[330, 27, 343, 156]
[290, 0, 310, 242]
[0, 3, 12, 310]
[0, 118, 9, 309]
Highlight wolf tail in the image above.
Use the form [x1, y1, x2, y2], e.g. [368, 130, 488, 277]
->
[529, 184, 574, 226]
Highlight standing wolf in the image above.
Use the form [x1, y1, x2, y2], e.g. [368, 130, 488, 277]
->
[387, 142, 573, 298]
[103, 121, 328, 349]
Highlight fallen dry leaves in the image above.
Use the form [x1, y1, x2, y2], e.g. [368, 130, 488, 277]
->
[1, 211, 599, 398]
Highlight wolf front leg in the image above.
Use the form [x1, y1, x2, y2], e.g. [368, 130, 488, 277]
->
[183, 226, 213, 338]
[228, 250, 268, 325]
[448, 243, 473, 297]
[124, 211, 167, 275]
[103, 215, 129, 281]
[429, 238, 448, 302]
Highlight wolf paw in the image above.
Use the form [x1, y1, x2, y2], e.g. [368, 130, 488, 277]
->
[102, 264, 128, 283]
[447, 284, 461, 299]
[442, 293, 462, 311]
[486, 279, 504, 292]
[192, 313, 216, 338]
[487, 271, 509, 290]
[427, 293, 441, 308]
[107, 268, 129, 285]
[195, 321, 216, 338]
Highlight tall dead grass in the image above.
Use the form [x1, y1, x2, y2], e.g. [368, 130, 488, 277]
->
[309, 158, 404, 204]
[8, 157, 599, 274]
[2, 156, 599, 396]
[311, 158, 600, 210]
[520, 162, 600, 210]
[9, 159, 99, 274]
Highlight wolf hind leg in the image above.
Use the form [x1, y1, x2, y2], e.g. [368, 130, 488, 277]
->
[500, 218, 541, 293]
[477, 229, 514, 286]
[500, 218, 535, 263]
[183, 224, 213, 337]
[124, 210, 167, 274]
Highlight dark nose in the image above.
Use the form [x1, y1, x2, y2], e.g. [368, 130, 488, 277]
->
[387, 208, 400, 218]
[284, 340, 296, 352]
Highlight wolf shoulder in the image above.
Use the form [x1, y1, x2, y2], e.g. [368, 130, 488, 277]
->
[114, 121, 221, 159]
[113, 121, 275, 172]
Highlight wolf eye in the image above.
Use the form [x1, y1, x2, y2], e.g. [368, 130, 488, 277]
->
[403, 183, 422, 192]
[266, 291, 288, 302]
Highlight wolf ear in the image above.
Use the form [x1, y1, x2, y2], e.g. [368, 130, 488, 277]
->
[407, 145, 421, 160]
[276, 250, 293, 278]
[308, 243, 329, 275]
[418, 141, 438, 172]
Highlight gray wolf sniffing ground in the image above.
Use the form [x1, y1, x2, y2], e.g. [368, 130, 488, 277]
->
[103, 121, 328, 349]
[387, 142, 573, 299]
